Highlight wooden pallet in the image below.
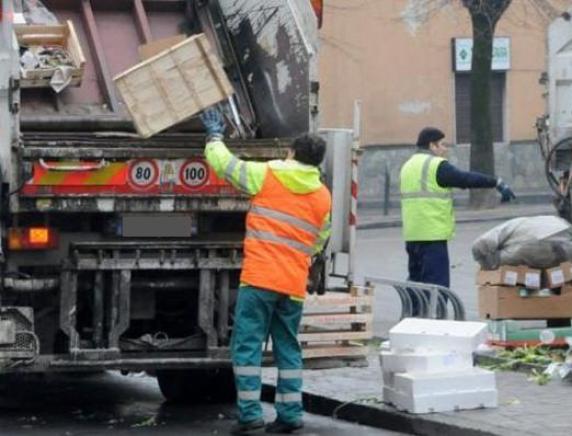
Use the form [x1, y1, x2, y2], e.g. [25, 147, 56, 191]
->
[299, 285, 374, 360]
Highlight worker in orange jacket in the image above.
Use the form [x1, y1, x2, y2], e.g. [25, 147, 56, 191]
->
[201, 109, 332, 435]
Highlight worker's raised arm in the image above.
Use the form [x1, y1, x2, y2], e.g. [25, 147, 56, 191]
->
[204, 139, 267, 196]
[200, 108, 267, 196]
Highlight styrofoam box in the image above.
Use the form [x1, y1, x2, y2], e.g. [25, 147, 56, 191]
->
[383, 385, 397, 405]
[389, 318, 487, 354]
[393, 368, 496, 397]
[384, 384, 498, 414]
[380, 340, 391, 351]
[382, 371, 395, 387]
[379, 349, 473, 374]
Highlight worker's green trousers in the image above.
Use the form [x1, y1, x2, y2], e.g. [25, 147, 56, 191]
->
[231, 286, 304, 425]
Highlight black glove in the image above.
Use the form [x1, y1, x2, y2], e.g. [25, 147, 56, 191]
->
[307, 255, 326, 295]
[496, 178, 516, 203]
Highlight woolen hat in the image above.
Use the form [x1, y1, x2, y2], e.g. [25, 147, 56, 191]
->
[416, 127, 445, 149]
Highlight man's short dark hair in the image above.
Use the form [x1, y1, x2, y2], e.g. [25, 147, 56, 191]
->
[416, 127, 445, 149]
[292, 134, 326, 166]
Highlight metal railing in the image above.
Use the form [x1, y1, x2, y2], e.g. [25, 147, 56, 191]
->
[365, 275, 466, 320]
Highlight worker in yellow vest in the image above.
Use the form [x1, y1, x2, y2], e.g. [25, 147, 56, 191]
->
[201, 109, 332, 435]
[400, 127, 515, 315]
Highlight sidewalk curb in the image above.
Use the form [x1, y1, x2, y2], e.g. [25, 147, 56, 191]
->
[262, 384, 525, 436]
[357, 210, 556, 230]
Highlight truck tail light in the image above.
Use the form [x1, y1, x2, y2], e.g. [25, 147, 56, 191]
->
[8, 227, 59, 251]
[311, 0, 323, 28]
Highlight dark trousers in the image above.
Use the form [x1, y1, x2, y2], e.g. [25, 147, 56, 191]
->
[406, 241, 450, 316]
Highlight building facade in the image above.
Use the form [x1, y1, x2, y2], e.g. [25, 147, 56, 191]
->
[319, 0, 569, 204]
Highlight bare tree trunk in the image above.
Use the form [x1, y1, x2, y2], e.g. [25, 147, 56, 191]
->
[469, 9, 496, 208]
[462, 0, 512, 209]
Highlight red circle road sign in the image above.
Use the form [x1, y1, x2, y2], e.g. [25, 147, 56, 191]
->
[179, 160, 210, 189]
[128, 159, 159, 188]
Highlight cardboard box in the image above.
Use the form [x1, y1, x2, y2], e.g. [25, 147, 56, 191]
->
[478, 285, 572, 319]
[114, 33, 234, 138]
[544, 262, 572, 288]
[476, 266, 520, 287]
[520, 267, 542, 290]
[477, 266, 541, 289]
[563, 261, 572, 282]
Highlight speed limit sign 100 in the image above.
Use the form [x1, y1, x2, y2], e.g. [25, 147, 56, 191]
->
[128, 159, 159, 188]
[180, 160, 209, 189]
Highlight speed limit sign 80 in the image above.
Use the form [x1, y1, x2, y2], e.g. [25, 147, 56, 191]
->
[128, 159, 159, 188]
[179, 160, 209, 189]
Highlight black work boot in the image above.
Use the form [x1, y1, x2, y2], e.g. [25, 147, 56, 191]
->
[230, 419, 265, 435]
[265, 420, 304, 434]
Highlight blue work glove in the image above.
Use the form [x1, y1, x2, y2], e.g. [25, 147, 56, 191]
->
[496, 178, 516, 203]
[200, 108, 225, 140]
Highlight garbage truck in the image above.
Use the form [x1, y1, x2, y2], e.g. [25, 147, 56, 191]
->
[0, 0, 358, 401]
[539, 9, 572, 220]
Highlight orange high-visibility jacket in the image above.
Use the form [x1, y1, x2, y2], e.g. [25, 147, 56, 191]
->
[204, 140, 332, 298]
[241, 170, 331, 298]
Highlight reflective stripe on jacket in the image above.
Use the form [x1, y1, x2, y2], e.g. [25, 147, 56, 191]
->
[241, 170, 331, 298]
[400, 153, 454, 241]
[204, 140, 331, 254]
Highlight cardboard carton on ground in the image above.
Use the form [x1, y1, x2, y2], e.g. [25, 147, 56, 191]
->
[477, 266, 541, 289]
[544, 262, 572, 289]
[380, 349, 473, 374]
[389, 319, 488, 354]
[383, 384, 498, 414]
[478, 285, 572, 319]
[562, 261, 572, 282]
[476, 266, 520, 287]
[520, 266, 542, 290]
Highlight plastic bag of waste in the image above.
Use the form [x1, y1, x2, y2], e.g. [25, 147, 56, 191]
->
[472, 215, 572, 269]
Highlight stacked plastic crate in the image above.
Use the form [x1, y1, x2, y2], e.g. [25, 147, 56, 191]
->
[381, 318, 498, 414]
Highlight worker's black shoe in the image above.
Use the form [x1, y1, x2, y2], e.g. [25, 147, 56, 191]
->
[230, 419, 265, 435]
[265, 420, 304, 434]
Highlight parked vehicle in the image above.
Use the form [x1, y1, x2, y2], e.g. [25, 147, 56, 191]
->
[0, 0, 356, 401]
[539, 8, 572, 220]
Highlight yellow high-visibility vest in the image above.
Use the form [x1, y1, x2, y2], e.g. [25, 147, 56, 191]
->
[400, 153, 454, 241]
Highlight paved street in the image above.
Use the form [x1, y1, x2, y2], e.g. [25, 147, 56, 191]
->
[0, 372, 409, 435]
[0, 217, 544, 435]
[356, 220, 508, 337]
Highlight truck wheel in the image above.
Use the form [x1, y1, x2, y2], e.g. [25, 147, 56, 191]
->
[156, 368, 235, 403]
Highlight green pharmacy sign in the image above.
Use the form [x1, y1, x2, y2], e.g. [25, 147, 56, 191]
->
[453, 37, 511, 72]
